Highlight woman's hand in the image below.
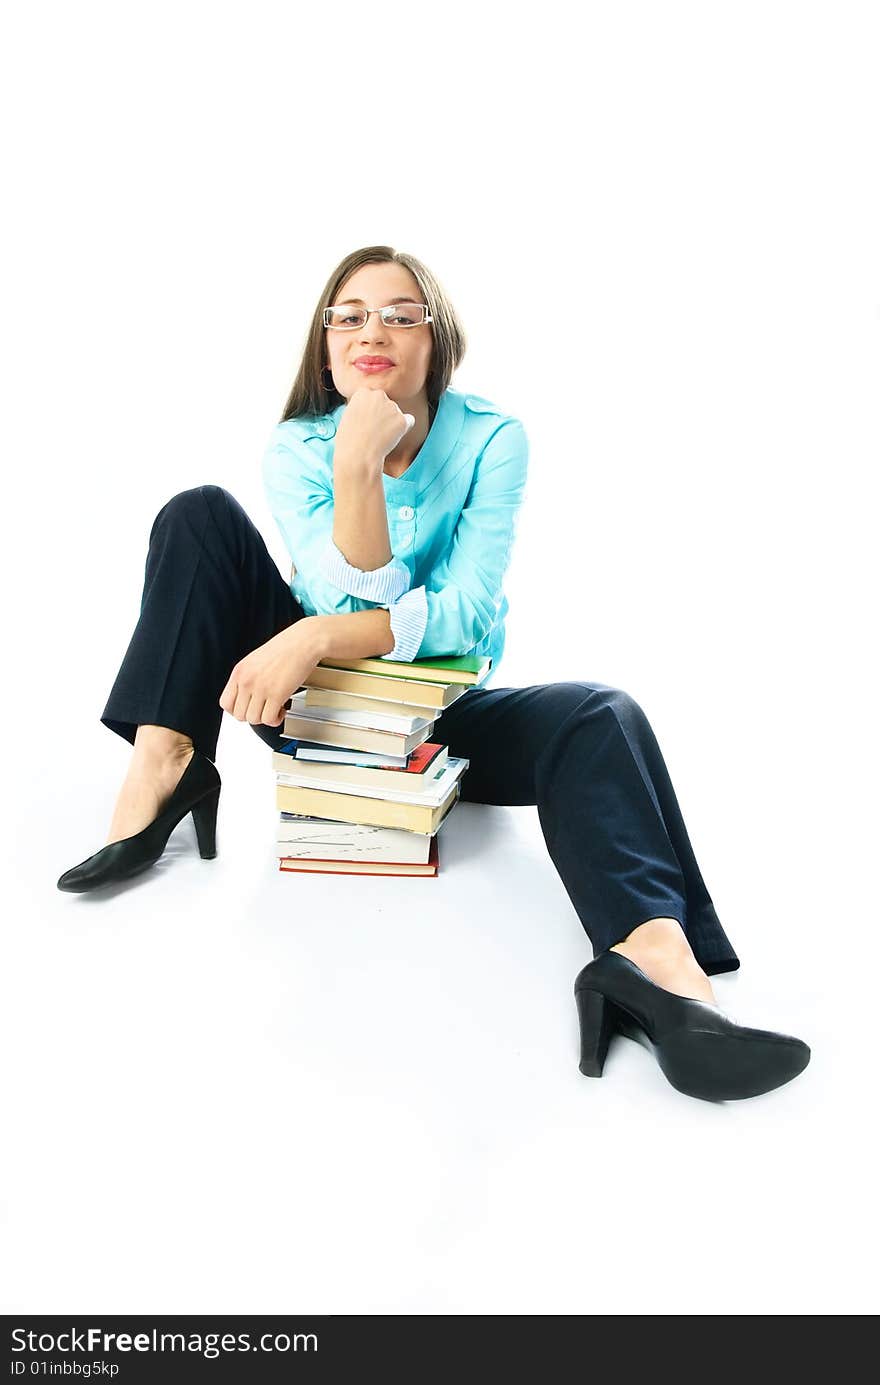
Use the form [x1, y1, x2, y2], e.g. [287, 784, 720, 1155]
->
[219, 619, 325, 727]
[333, 386, 415, 470]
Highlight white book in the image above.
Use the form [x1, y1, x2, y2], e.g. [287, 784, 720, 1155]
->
[304, 689, 437, 721]
[279, 812, 421, 839]
[276, 807, 456, 853]
[276, 820, 432, 863]
[283, 740, 409, 767]
[275, 756, 469, 806]
[288, 690, 435, 734]
[277, 810, 456, 838]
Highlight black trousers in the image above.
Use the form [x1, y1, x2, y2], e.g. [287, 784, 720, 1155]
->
[102, 485, 741, 976]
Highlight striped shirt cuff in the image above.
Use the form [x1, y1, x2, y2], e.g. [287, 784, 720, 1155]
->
[379, 585, 428, 662]
[321, 537, 412, 603]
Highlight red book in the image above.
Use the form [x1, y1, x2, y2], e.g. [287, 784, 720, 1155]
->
[398, 742, 445, 775]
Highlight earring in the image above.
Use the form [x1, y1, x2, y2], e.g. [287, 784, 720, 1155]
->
[321, 365, 336, 392]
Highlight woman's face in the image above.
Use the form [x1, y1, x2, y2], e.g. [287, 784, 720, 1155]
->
[324, 263, 433, 405]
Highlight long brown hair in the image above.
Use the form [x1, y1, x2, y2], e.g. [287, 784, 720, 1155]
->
[279, 245, 467, 423]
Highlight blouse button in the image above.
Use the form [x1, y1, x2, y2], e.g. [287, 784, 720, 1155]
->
[397, 505, 414, 520]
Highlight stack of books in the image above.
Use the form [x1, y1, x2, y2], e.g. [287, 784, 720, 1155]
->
[271, 653, 491, 877]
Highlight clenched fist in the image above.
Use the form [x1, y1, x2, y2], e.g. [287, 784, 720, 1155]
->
[333, 387, 415, 470]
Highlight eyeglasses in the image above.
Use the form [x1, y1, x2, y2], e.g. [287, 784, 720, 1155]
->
[323, 302, 433, 330]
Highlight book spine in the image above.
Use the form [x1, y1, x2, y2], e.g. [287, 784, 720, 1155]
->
[275, 784, 442, 832]
[306, 667, 446, 709]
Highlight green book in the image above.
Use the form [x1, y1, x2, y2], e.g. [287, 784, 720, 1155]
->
[317, 652, 492, 686]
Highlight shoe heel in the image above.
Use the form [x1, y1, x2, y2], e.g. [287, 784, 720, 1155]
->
[576, 987, 617, 1077]
[192, 787, 220, 859]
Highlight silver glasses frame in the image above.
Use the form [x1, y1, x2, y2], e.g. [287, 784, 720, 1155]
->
[322, 301, 434, 330]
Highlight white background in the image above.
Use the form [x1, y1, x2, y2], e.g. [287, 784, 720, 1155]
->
[1, 0, 877, 1315]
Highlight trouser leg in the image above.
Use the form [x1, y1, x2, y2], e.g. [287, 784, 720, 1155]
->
[437, 679, 740, 976]
[101, 485, 304, 762]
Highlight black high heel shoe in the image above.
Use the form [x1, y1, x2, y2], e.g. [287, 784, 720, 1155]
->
[56, 749, 221, 893]
[574, 951, 810, 1101]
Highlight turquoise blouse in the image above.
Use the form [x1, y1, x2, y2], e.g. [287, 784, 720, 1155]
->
[261, 386, 529, 687]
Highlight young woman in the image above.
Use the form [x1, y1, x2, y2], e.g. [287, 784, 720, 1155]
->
[57, 244, 810, 1103]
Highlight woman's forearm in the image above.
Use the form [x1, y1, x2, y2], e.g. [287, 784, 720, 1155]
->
[309, 607, 396, 661]
[331, 456, 393, 571]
